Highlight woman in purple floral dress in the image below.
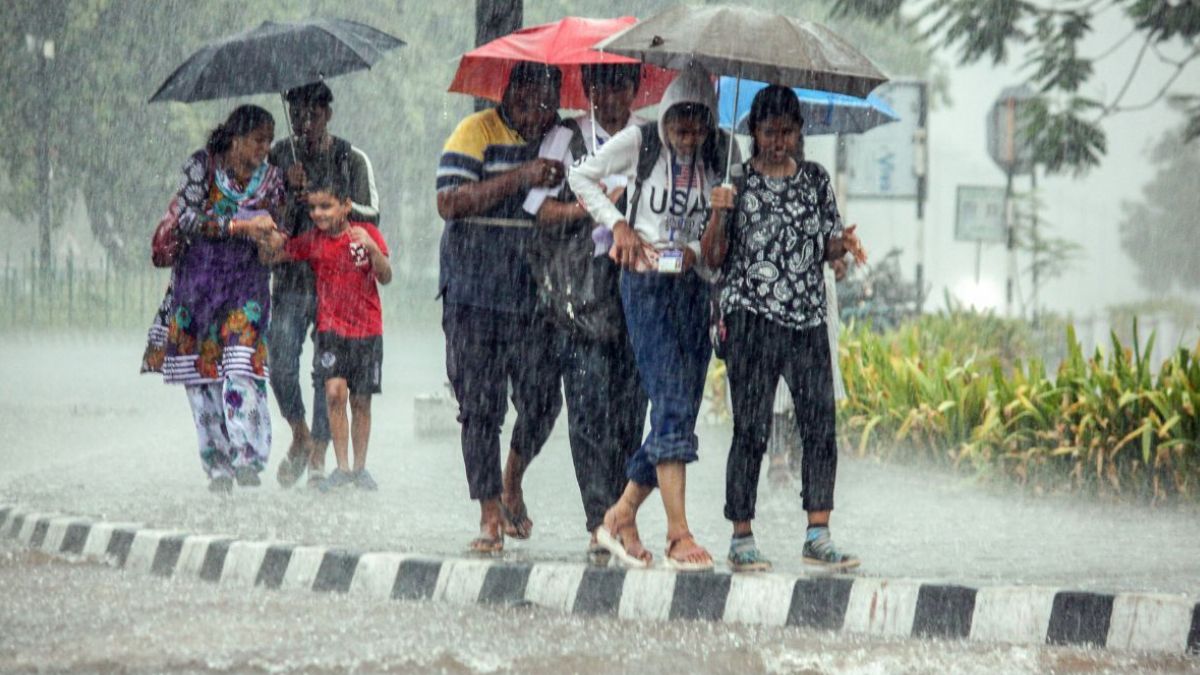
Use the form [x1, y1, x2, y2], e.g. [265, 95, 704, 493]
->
[162, 105, 284, 493]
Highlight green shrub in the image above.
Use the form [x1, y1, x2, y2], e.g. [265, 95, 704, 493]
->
[839, 317, 1200, 501]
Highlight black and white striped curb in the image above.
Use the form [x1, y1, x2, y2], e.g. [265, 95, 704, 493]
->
[3, 504, 1197, 655]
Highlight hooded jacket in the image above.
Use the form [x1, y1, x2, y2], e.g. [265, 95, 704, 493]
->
[569, 64, 739, 272]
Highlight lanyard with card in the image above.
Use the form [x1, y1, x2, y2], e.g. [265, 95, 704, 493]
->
[659, 152, 698, 274]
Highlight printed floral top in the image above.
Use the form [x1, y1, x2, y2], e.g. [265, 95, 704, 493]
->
[160, 149, 284, 385]
[718, 160, 843, 330]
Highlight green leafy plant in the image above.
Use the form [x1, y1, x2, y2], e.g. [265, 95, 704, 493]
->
[839, 315, 1199, 501]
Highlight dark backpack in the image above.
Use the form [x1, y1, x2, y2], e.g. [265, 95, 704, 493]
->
[528, 119, 625, 342]
[529, 119, 737, 342]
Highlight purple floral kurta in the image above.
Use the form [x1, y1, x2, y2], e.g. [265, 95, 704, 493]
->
[162, 149, 284, 385]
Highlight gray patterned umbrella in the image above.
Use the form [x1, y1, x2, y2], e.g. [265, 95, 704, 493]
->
[149, 18, 404, 103]
[594, 4, 887, 99]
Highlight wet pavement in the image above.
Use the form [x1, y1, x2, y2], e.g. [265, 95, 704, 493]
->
[1, 540, 1195, 674]
[1, 326, 1199, 598]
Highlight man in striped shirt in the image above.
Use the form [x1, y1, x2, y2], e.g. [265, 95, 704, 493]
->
[436, 62, 566, 554]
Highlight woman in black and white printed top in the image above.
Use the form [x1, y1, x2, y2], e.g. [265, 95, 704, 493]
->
[701, 85, 865, 573]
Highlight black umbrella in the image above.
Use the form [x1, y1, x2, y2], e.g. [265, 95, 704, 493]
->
[148, 18, 404, 103]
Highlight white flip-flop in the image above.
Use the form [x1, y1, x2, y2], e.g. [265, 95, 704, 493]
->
[595, 525, 650, 569]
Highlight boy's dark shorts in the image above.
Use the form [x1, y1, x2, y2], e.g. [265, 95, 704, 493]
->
[313, 332, 383, 395]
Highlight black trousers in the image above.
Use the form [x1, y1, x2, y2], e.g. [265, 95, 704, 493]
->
[442, 303, 562, 501]
[555, 328, 648, 533]
[724, 310, 838, 521]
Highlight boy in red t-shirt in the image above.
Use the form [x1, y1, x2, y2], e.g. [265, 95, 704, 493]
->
[265, 177, 391, 491]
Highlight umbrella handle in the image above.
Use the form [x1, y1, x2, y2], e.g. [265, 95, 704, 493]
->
[724, 68, 742, 184]
[279, 92, 298, 165]
[591, 50, 601, 156]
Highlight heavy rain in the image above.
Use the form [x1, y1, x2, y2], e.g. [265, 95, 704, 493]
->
[1, 1, 1198, 673]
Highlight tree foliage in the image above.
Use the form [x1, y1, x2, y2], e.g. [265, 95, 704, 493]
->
[832, 0, 1200, 175]
[1119, 124, 1200, 293]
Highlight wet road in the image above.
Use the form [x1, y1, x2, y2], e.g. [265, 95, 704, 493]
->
[1, 327, 1197, 595]
[1, 541, 1195, 674]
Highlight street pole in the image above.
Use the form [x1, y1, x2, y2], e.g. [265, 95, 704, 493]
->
[987, 85, 1034, 320]
[1004, 167, 1016, 318]
[913, 83, 929, 314]
[474, 0, 522, 112]
[28, 35, 55, 278]
[1002, 95, 1017, 319]
[1030, 166, 1039, 327]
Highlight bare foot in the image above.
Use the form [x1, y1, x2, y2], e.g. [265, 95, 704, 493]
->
[500, 496, 532, 539]
[501, 451, 533, 539]
[617, 521, 651, 565]
[470, 519, 504, 555]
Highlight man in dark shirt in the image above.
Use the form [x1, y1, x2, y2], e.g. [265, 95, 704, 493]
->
[269, 82, 381, 489]
[436, 62, 566, 553]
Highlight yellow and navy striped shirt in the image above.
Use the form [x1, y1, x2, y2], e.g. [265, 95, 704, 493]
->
[437, 108, 548, 313]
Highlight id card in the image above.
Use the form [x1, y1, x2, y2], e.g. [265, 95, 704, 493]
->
[658, 248, 684, 274]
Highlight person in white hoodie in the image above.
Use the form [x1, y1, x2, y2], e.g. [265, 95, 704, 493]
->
[569, 63, 738, 571]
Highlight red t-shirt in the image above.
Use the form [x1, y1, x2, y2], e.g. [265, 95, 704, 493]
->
[285, 221, 388, 338]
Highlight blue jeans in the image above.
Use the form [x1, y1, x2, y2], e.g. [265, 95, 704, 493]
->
[268, 287, 329, 443]
[620, 271, 712, 488]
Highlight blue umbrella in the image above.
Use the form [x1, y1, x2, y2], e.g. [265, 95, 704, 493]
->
[717, 76, 898, 136]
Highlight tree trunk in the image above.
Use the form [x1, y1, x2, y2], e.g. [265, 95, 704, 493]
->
[474, 0, 522, 112]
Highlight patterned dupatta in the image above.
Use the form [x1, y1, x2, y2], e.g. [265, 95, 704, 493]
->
[212, 160, 269, 218]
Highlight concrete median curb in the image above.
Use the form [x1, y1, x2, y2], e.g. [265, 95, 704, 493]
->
[3, 504, 1197, 656]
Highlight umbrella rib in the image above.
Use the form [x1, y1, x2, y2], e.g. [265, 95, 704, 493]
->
[311, 24, 381, 69]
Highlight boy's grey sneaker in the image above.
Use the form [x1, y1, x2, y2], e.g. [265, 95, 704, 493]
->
[208, 476, 234, 495]
[318, 469, 355, 493]
[307, 469, 326, 489]
[354, 469, 378, 491]
[234, 466, 261, 487]
[728, 546, 773, 572]
[802, 528, 860, 570]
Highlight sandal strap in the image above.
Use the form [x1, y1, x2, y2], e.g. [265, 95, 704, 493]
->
[666, 530, 695, 547]
[666, 532, 708, 558]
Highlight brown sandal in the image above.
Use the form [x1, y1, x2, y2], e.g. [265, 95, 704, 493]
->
[664, 532, 713, 572]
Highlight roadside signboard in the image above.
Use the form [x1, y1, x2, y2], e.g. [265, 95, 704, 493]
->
[987, 85, 1036, 176]
[843, 80, 924, 199]
[955, 185, 1007, 243]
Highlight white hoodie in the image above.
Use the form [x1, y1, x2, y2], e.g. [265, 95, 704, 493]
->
[569, 64, 739, 272]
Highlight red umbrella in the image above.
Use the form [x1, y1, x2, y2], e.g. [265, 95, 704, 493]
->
[448, 16, 675, 110]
